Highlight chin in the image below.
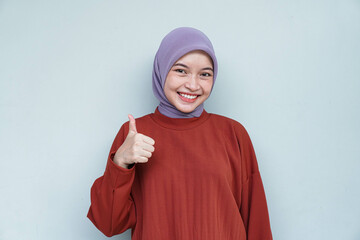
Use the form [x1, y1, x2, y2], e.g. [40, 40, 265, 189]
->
[179, 109, 194, 113]
[175, 105, 198, 113]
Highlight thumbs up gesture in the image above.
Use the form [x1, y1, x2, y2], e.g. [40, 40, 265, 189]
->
[114, 114, 155, 169]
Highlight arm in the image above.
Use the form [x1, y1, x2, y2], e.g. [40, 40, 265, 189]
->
[233, 122, 273, 240]
[87, 122, 137, 237]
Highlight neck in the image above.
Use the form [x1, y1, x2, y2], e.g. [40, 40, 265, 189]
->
[157, 102, 204, 118]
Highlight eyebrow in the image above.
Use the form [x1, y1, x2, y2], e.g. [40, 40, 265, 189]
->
[173, 63, 214, 72]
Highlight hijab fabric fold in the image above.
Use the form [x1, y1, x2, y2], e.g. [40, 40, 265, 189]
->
[152, 27, 218, 118]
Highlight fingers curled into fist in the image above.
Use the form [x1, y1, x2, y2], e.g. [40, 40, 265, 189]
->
[113, 114, 155, 169]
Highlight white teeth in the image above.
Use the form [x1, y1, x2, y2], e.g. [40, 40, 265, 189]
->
[179, 93, 197, 99]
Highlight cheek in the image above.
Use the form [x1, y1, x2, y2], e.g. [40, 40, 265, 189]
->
[165, 75, 183, 90]
[163, 84, 172, 99]
[203, 80, 214, 94]
[164, 77, 179, 99]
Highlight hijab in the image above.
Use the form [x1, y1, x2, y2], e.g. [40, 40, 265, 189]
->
[152, 27, 218, 118]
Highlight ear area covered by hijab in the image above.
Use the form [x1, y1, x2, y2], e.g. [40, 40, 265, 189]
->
[152, 27, 218, 118]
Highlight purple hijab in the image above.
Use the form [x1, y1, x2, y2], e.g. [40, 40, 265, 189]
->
[152, 27, 218, 118]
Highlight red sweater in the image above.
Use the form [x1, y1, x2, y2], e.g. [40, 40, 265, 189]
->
[87, 107, 272, 239]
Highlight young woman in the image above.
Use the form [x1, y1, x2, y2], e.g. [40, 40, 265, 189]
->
[87, 27, 273, 240]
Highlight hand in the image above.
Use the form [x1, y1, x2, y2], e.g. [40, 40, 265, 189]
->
[113, 114, 155, 169]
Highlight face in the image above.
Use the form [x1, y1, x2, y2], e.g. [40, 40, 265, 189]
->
[164, 50, 214, 114]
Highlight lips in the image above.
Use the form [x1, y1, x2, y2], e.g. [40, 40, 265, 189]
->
[177, 92, 199, 103]
[177, 91, 199, 96]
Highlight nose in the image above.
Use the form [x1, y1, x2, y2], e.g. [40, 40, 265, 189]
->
[184, 74, 200, 91]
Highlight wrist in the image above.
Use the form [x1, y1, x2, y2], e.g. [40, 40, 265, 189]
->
[113, 154, 129, 169]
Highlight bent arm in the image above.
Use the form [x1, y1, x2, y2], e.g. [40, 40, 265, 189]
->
[87, 123, 137, 237]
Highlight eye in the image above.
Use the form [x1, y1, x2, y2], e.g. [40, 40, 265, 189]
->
[201, 72, 212, 77]
[175, 69, 186, 74]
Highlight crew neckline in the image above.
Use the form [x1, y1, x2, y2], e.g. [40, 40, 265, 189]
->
[149, 107, 211, 130]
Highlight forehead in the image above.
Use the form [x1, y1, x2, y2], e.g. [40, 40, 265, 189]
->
[174, 50, 213, 66]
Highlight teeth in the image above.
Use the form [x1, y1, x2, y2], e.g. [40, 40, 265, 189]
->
[179, 93, 197, 99]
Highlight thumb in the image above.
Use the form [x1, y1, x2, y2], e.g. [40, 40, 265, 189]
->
[128, 114, 137, 134]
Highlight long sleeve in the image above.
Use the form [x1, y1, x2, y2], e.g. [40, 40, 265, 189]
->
[87, 122, 137, 237]
[233, 122, 273, 240]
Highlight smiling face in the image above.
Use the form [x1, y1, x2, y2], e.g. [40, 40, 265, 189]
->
[164, 50, 214, 114]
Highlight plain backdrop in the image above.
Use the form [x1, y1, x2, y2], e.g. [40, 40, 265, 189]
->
[1, 0, 359, 239]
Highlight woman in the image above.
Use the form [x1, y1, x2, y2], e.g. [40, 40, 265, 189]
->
[87, 27, 273, 240]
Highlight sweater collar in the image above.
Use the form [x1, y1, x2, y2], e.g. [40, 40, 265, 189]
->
[150, 106, 210, 130]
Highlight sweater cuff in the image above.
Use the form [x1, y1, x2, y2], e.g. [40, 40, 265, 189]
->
[106, 154, 135, 189]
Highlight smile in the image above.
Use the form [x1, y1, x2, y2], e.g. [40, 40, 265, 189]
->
[177, 92, 199, 102]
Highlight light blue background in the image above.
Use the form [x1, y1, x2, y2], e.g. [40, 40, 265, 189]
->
[1, 0, 359, 239]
